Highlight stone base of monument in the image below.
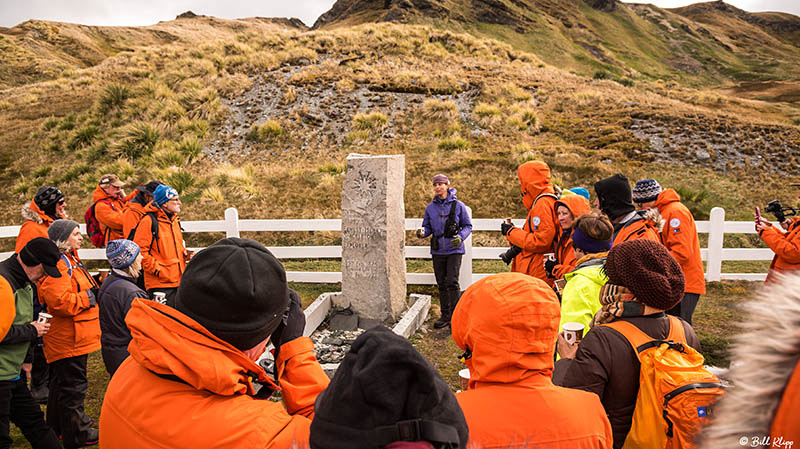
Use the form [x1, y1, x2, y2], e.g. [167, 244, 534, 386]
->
[303, 292, 432, 377]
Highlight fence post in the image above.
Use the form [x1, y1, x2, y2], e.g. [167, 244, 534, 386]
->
[224, 208, 240, 238]
[706, 207, 725, 282]
[459, 206, 473, 291]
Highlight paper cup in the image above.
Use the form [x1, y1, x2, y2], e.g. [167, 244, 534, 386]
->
[37, 313, 53, 324]
[458, 368, 470, 391]
[563, 322, 585, 345]
[152, 292, 167, 304]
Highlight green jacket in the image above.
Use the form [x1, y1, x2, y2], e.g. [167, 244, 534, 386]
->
[0, 257, 35, 381]
[558, 255, 608, 334]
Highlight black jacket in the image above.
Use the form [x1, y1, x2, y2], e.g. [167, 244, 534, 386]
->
[0, 256, 37, 346]
[98, 271, 147, 374]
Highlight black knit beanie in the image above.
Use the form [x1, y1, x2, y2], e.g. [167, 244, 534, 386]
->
[594, 174, 635, 221]
[174, 238, 290, 350]
[604, 239, 685, 311]
[310, 326, 468, 449]
[34, 186, 64, 218]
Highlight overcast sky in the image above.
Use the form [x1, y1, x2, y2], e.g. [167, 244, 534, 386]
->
[0, 0, 798, 29]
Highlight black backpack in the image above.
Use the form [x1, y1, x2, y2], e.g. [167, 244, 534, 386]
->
[127, 212, 160, 250]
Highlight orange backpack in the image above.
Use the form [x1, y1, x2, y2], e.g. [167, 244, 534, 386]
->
[604, 316, 725, 449]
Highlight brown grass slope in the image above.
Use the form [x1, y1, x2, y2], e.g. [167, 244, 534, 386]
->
[313, 0, 800, 95]
[0, 15, 307, 89]
[0, 20, 798, 256]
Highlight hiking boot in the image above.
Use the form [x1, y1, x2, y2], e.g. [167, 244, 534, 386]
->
[81, 428, 99, 447]
[433, 317, 450, 329]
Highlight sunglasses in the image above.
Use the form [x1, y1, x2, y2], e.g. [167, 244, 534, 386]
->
[57, 199, 66, 205]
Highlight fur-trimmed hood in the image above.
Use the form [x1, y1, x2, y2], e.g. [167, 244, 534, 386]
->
[21, 201, 46, 225]
[699, 273, 800, 448]
[642, 207, 664, 233]
[21, 200, 67, 224]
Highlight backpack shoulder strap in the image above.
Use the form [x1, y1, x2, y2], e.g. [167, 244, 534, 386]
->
[59, 254, 73, 277]
[448, 200, 458, 220]
[148, 212, 159, 241]
[603, 320, 654, 354]
[666, 315, 687, 344]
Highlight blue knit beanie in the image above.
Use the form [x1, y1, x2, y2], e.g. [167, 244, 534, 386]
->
[569, 187, 590, 201]
[153, 184, 179, 206]
[632, 179, 662, 203]
[106, 239, 140, 269]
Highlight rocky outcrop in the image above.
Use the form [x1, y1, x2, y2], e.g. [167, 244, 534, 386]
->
[584, 0, 616, 12]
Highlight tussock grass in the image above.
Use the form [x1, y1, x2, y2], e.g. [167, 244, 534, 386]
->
[352, 111, 388, 130]
[421, 99, 458, 121]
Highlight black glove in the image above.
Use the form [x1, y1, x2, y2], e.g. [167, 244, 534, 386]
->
[501, 222, 515, 236]
[269, 289, 305, 361]
[450, 236, 462, 248]
[499, 245, 522, 265]
[544, 258, 558, 278]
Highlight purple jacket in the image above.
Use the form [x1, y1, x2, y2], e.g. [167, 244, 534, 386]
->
[421, 188, 473, 255]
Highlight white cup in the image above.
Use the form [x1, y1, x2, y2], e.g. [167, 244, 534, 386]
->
[37, 312, 53, 324]
[153, 292, 167, 304]
[563, 322, 585, 345]
[458, 368, 471, 391]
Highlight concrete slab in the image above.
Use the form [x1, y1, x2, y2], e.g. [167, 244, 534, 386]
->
[358, 317, 382, 330]
[392, 294, 431, 339]
[329, 312, 359, 331]
[303, 292, 333, 337]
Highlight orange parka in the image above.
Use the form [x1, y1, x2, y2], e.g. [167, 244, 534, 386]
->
[551, 194, 592, 280]
[506, 161, 559, 286]
[0, 278, 14, 341]
[451, 273, 613, 449]
[612, 209, 662, 247]
[99, 299, 330, 449]
[91, 186, 133, 246]
[132, 203, 188, 290]
[15, 201, 65, 253]
[654, 189, 706, 295]
[37, 250, 100, 363]
[121, 201, 147, 241]
[760, 217, 800, 283]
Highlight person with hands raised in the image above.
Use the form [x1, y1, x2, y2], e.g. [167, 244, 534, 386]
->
[100, 238, 329, 449]
[756, 186, 800, 283]
[419, 174, 472, 330]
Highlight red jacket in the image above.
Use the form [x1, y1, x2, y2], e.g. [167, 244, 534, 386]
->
[760, 217, 800, 283]
[132, 203, 188, 290]
[452, 273, 613, 449]
[37, 251, 101, 363]
[100, 299, 329, 449]
[552, 194, 592, 280]
[92, 186, 134, 245]
[507, 161, 559, 286]
[654, 189, 706, 295]
[15, 201, 65, 253]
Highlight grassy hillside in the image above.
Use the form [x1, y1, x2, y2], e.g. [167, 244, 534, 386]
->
[314, 0, 800, 99]
[0, 19, 798, 252]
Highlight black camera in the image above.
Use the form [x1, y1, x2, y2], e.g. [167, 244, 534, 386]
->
[765, 200, 797, 223]
[499, 245, 522, 265]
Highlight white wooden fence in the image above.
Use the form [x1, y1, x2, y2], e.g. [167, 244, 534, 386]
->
[0, 206, 772, 284]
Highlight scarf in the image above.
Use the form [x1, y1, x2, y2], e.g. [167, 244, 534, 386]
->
[590, 283, 646, 327]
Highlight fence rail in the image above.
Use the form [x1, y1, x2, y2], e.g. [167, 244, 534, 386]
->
[0, 207, 772, 284]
